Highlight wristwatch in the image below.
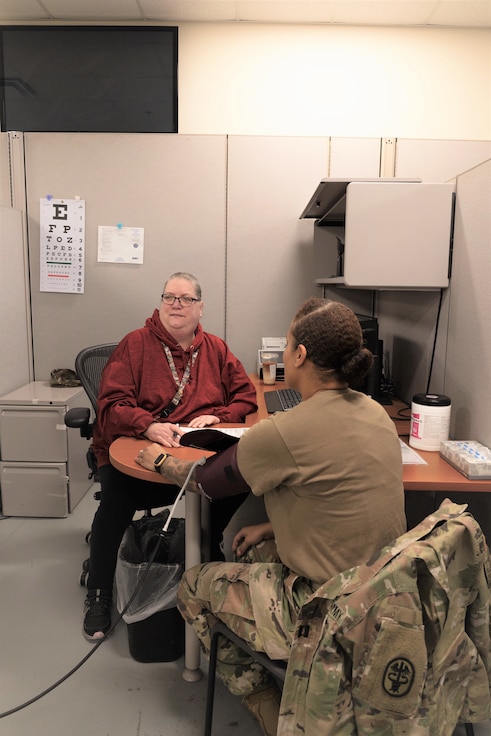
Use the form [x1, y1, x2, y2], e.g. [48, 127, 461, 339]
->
[154, 453, 169, 472]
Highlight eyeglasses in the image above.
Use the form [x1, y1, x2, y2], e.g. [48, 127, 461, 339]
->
[161, 293, 200, 307]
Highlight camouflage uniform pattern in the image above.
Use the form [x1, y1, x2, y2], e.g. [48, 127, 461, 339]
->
[279, 499, 491, 736]
[177, 500, 491, 733]
[177, 538, 315, 696]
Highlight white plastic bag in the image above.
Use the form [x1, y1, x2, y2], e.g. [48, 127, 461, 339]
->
[115, 512, 184, 625]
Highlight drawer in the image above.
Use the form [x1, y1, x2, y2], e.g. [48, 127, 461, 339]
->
[0, 462, 69, 517]
[0, 406, 68, 461]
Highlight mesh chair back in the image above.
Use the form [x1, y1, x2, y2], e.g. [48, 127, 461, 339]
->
[75, 343, 118, 411]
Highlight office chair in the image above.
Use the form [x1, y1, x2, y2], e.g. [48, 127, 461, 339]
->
[65, 342, 119, 443]
[204, 619, 477, 736]
[204, 505, 488, 736]
[204, 621, 286, 736]
[64, 343, 119, 585]
[65, 342, 177, 586]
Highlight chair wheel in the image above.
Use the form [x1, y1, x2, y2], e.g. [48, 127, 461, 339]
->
[85, 532, 91, 545]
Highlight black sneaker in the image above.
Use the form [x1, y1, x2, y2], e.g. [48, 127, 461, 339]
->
[83, 588, 113, 641]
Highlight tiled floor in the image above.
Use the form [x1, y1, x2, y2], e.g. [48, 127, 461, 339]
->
[0, 485, 261, 736]
[0, 485, 490, 736]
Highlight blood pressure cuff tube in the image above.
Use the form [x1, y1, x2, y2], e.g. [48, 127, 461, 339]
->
[195, 443, 251, 500]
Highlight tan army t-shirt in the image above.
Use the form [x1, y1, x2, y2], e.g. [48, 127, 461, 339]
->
[237, 388, 406, 585]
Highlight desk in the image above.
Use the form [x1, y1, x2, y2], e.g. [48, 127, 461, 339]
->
[381, 398, 491, 493]
[109, 379, 491, 680]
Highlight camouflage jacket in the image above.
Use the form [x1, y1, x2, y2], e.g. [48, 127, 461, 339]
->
[279, 500, 491, 736]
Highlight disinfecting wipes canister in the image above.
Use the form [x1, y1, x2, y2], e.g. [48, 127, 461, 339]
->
[409, 393, 452, 452]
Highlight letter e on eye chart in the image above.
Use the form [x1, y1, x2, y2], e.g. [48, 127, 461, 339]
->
[97, 226, 144, 264]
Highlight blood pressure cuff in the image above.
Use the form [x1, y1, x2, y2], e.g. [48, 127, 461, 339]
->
[180, 428, 240, 453]
[194, 443, 251, 501]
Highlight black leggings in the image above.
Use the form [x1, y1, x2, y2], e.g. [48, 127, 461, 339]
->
[87, 463, 248, 591]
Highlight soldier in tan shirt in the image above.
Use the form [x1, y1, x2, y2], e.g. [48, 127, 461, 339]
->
[137, 297, 406, 736]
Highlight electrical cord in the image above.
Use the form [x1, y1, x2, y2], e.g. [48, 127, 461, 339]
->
[426, 288, 444, 394]
[0, 456, 206, 719]
[396, 405, 411, 421]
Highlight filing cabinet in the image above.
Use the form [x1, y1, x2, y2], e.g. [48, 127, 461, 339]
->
[0, 381, 92, 517]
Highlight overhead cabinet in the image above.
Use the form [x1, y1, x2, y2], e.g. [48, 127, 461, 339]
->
[300, 179, 455, 289]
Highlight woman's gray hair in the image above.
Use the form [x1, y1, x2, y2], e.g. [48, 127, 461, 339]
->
[163, 272, 202, 300]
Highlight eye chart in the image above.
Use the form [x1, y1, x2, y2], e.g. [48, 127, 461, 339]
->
[40, 197, 86, 293]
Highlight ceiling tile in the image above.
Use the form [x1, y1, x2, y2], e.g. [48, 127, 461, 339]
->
[321, 1, 440, 26]
[428, 0, 491, 27]
[42, 0, 143, 20]
[236, 1, 444, 26]
[0, 0, 51, 20]
[140, 0, 237, 21]
[0, 0, 488, 27]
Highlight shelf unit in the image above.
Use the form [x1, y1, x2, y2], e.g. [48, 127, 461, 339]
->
[300, 179, 455, 290]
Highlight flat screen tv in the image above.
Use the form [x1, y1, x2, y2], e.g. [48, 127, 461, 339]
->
[0, 26, 178, 133]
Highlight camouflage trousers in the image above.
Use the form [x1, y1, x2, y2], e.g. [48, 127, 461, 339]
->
[176, 540, 316, 697]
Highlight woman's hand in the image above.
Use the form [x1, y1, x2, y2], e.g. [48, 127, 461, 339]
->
[187, 414, 220, 428]
[232, 522, 274, 558]
[135, 442, 165, 471]
[143, 421, 183, 447]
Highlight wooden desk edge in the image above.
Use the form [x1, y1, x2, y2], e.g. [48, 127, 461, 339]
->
[109, 379, 491, 493]
[109, 437, 213, 484]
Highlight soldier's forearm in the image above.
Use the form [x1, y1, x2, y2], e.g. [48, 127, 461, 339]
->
[158, 454, 201, 494]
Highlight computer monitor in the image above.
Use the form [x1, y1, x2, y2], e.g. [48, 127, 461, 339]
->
[355, 314, 389, 404]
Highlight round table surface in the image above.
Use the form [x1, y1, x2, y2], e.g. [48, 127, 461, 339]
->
[109, 435, 214, 483]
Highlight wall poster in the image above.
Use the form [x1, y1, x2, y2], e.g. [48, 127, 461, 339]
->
[40, 197, 85, 293]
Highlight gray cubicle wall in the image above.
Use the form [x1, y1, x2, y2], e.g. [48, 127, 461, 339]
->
[24, 133, 333, 378]
[24, 134, 229, 379]
[0, 134, 11, 208]
[226, 135, 332, 372]
[0, 206, 31, 395]
[20, 133, 491, 398]
[445, 158, 491, 448]
[373, 138, 491, 403]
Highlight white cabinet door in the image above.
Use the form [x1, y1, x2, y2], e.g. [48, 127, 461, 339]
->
[343, 182, 454, 289]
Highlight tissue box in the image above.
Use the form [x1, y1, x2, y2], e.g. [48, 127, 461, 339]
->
[440, 440, 491, 479]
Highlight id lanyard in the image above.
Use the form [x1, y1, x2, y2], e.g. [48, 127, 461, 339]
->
[160, 343, 199, 418]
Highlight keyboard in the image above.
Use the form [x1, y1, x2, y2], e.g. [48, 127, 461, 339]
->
[264, 388, 302, 413]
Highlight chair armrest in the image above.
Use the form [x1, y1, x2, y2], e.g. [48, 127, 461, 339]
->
[65, 407, 92, 438]
[65, 406, 90, 428]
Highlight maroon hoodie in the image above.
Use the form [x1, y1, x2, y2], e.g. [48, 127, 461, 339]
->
[91, 309, 257, 466]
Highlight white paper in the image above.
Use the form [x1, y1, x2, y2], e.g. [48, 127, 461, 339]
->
[97, 225, 144, 264]
[400, 439, 427, 465]
[179, 427, 248, 439]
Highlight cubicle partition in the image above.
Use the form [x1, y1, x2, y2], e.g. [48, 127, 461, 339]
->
[1, 132, 490, 449]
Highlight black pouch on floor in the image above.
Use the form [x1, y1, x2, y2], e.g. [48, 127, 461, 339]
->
[132, 509, 185, 565]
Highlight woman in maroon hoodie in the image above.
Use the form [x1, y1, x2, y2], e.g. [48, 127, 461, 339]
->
[84, 272, 257, 641]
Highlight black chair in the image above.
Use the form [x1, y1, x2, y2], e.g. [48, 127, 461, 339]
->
[65, 343, 118, 584]
[65, 343, 118, 443]
[204, 621, 477, 736]
[204, 621, 286, 736]
[65, 342, 169, 586]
